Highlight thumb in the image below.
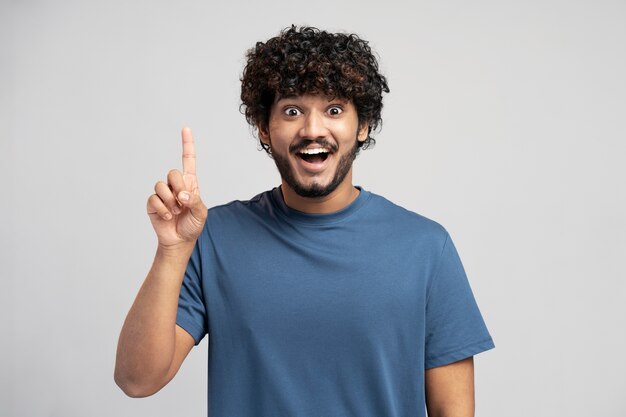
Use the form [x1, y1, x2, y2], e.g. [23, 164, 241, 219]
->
[178, 189, 207, 220]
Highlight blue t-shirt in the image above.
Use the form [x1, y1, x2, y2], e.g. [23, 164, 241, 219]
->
[177, 186, 494, 417]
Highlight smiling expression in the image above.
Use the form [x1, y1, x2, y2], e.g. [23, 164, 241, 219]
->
[259, 94, 369, 198]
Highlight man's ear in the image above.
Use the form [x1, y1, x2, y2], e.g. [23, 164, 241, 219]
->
[357, 122, 370, 143]
[258, 123, 271, 146]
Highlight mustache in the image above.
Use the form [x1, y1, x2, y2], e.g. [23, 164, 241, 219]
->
[289, 139, 338, 154]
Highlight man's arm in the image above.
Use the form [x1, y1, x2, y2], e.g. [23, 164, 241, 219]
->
[114, 127, 208, 397]
[425, 356, 475, 417]
[114, 246, 197, 397]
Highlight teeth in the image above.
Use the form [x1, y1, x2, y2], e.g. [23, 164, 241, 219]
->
[299, 148, 329, 155]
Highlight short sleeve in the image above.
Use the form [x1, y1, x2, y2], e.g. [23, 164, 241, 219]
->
[176, 238, 208, 345]
[424, 232, 495, 369]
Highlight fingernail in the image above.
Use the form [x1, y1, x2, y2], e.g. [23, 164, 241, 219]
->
[164, 212, 172, 220]
[179, 192, 190, 202]
[172, 206, 181, 214]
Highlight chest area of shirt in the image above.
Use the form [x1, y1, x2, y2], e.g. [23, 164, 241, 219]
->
[211, 245, 428, 346]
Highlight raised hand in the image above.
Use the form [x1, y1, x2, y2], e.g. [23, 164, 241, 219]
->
[147, 127, 208, 249]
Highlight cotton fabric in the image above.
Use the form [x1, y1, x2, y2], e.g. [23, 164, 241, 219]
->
[176, 186, 494, 417]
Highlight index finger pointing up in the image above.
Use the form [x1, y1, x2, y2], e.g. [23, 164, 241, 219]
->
[181, 127, 196, 175]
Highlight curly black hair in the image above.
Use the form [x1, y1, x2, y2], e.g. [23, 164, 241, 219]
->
[240, 25, 390, 153]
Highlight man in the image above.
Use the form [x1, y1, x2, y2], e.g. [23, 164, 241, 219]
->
[115, 26, 494, 417]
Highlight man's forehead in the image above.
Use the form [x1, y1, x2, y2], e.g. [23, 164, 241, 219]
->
[274, 94, 351, 104]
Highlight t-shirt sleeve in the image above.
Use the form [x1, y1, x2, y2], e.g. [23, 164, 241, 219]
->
[424, 231, 495, 369]
[176, 238, 208, 345]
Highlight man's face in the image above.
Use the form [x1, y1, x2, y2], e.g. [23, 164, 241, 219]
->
[259, 94, 368, 198]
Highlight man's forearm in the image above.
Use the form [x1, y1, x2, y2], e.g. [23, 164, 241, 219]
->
[114, 243, 194, 396]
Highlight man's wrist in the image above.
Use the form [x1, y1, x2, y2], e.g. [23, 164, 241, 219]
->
[155, 241, 196, 264]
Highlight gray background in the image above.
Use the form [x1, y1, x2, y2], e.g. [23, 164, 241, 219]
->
[2, 0, 625, 416]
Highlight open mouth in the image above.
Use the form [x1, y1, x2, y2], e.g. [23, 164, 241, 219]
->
[296, 147, 331, 164]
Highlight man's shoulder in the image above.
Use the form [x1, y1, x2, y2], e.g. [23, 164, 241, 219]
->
[203, 189, 276, 226]
[194, 190, 276, 242]
[208, 189, 272, 212]
[366, 190, 449, 240]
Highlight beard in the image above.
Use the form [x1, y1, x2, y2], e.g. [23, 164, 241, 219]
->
[271, 137, 360, 198]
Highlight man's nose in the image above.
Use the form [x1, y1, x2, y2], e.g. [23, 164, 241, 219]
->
[299, 111, 328, 139]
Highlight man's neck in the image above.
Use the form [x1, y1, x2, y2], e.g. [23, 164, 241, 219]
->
[280, 176, 360, 214]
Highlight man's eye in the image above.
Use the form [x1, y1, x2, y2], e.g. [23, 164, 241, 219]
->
[284, 107, 302, 116]
[328, 106, 343, 116]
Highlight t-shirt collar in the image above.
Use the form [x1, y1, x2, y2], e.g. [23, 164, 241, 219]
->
[270, 185, 370, 226]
